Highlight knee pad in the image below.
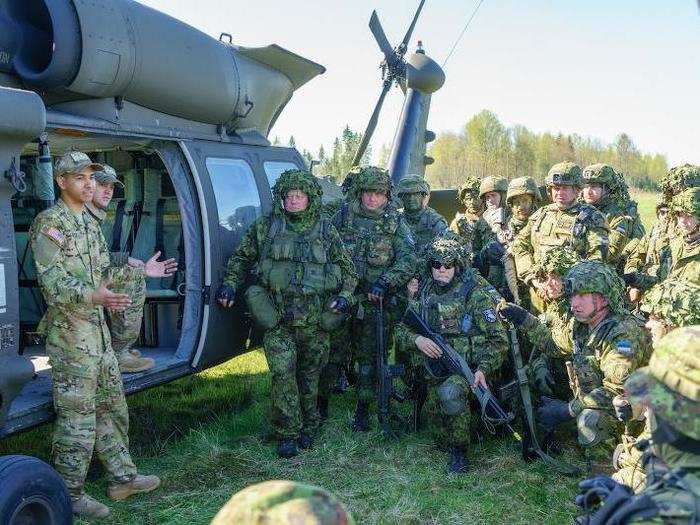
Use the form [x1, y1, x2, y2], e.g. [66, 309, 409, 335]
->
[438, 381, 467, 416]
[577, 409, 610, 447]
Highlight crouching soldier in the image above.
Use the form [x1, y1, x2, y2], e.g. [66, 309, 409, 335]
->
[217, 169, 357, 458]
[395, 237, 509, 473]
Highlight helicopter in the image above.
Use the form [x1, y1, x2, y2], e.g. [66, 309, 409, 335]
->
[0, 0, 446, 522]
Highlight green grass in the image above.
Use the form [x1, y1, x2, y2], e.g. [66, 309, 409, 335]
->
[630, 190, 659, 230]
[1, 351, 584, 524]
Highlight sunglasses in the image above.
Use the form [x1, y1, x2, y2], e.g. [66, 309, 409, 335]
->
[430, 260, 454, 270]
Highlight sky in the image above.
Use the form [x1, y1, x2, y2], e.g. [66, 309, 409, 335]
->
[137, 0, 699, 166]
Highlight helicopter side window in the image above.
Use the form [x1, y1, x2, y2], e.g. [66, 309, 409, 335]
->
[206, 157, 261, 248]
[263, 161, 300, 193]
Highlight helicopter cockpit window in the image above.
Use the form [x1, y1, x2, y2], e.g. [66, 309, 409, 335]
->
[263, 161, 299, 192]
[206, 158, 261, 237]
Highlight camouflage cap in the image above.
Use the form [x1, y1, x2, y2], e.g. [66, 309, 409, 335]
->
[625, 326, 700, 440]
[545, 161, 582, 188]
[582, 163, 618, 191]
[671, 187, 700, 219]
[425, 236, 465, 268]
[564, 260, 625, 314]
[396, 174, 430, 195]
[478, 176, 508, 198]
[533, 247, 580, 279]
[662, 164, 700, 199]
[641, 279, 700, 327]
[346, 165, 391, 198]
[506, 176, 541, 206]
[457, 176, 481, 205]
[211, 480, 355, 525]
[54, 151, 104, 177]
[94, 164, 124, 188]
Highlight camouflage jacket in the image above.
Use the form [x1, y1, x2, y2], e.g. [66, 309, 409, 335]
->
[512, 202, 610, 285]
[482, 206, 514, 245]
[449, 212, 495, 255]
[401, 206, 448, 254]
[331, 200, 415, 294]
[624, 216, 675, 274]
[657, 233, 700, 286]
[396, 270, 508, 376]
[29, 199, 117, 358]
[595, 197, 645, 267]
[521, 297, 574, 356]
[85, 202, 129, 267]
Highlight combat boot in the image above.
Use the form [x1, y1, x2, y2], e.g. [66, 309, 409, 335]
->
[119, 353, 155, 374]
[107, 474, 161, 501]
[318, 396, 329, 421]
[277, 439, 299, 458]
[72, 494, 110, 519]
[448, 447, 470, 474]
[351, 402, 370, 432]
[297, 433, 313, 450]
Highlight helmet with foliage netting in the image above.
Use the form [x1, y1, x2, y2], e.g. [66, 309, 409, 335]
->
[662, 164, 700, 200]
[545, 161, 582, 188]
[564, 260, 625, 314]
[425, 236, 466, 269]
[396, 174, 430, 195]
[671, 187, 700, 219]
[345, 165, 391, 198]
[272, 169, 323, 216]
[506, 176, 541, 206]
[533, 247, 581, 279]
[479, 176, 508, 198]
[582, 164, 619, 191]
[641, 280, 700, 327]
[211, 480, 355, 525]
[457, 176, 481, 205]
[626, 326, 700, 441]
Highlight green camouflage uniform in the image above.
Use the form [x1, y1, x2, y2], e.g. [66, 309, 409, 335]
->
[223, 170, 357, 440]
[30, 194, 138, 497]
[211, 480, 355, 525]
[582, 164, 645, 269]
[395, 238, 508, 452]
[449, 176, 495, 261]
[576, 327, 700, 524]
[330, 167, 415, 407]
[396, 174, 448, 254]
[623, 204, 673, 277]
[505, 176, 542, 242]
[512, 162, 610, 313]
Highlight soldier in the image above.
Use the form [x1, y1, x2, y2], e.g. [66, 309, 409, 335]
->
[211, 480, 355, 525]
[505, 176, 542, 241]
[449, 176, 496, 261]
[396, 237, 509, 473]
[575, 326, 700, 524]
[581, 164, 644, 268]
[396, 173, 448, 253]
[479, 176, 510, 242]
[86, 165, 177, 373]
[330, 166, 415, 432]
[217, 169, 357, 458]
[500, 261, 651, 458]
[30, 152, 165, 519]
[512, 161, 609, 313]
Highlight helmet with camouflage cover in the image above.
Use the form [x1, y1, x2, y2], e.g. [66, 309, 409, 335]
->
[457, 176, 481, 205]
[396, 174, 430, 195]
[506, 176, 541, 206]
[641, 279, 700, 327]
[533, 247, 580, 279]
[478, 176, 508, 198]
[211, 480, 356, 525]
[671, 187, 700, 219]
[564, 260, 625, 314]
[582, 163, 619, 192]
[625, 326, 700, 441]
[425, 236, 466, 269]
[545, 161, 582, 188]
[346, 165, 391, 199]
[661, 163, 700, 200]
[272, 169, 323, 217]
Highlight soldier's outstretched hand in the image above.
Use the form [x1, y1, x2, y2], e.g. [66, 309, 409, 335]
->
[144, 251, 178, 278]
[92, 280, 132, 311]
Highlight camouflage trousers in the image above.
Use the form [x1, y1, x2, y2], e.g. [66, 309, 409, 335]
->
[422, 374, 473, 450]
[107, 266, 146, 358]
[263, 323, 329, 439]
[318, 319, 353, 399]
[49, 345, 137, 497]
[612, 423, 651, 493]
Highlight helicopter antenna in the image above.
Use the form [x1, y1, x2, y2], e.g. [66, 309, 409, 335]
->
[441, 0, 487, 68]
[351, 0, 427, 167]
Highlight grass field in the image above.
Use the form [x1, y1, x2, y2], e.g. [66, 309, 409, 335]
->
[630, 190, 659, 230]
[1, 192, 661, 524]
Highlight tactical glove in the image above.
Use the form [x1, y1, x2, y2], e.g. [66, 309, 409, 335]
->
[498, 302, 529, 327]
[216, 284, 236, 306]
[537, 396, 574, 429]
[369, 277, 389, 302]
[575, 476, 632, 515]
[331, 296, 350, 314]
[612, 395, 633, 422]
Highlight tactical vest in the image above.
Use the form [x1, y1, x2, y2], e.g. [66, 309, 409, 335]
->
[531, 203, 599, 261]
[483, 207, 512, 244]
[404, 208, 445, 251]
[418, 273, 478, 340]
[668, 235, 700, 284]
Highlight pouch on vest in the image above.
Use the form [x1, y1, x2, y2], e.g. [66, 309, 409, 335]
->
[319, 297, 347, 332]
[244, 285, 280, 330]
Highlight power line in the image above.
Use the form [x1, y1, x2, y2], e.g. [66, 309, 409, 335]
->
[441, 0, 487, 68]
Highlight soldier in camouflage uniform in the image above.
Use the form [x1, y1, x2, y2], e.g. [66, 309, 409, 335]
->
[329, 166, 415, 431]
[30, 152, 163, 519]
[480, 176, 510, 242]
[512, 161, 610, 313]
[211, 480, 355, 525]
[396, 173, 448, 253]
[396, 237, 509, 473]
[217, 169, 357, 458]
[449, 176, 496, 262]
[581, 164, 645, 269]
[575, 326, 700, 524]
[506, 176, 542, 241]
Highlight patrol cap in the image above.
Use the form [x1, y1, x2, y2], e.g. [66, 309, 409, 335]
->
[94, 165, 124, 188]
[54, 151, 104, 177]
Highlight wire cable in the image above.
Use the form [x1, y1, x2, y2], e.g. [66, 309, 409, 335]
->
[441, 0, 487, 68]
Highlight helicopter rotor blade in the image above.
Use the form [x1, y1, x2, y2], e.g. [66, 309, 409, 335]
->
[352, 80, 392, 167]
[369, 10, 395, 64]
[399, 0, 427, 52]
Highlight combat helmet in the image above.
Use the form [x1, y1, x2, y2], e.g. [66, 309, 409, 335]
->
[641, 279, 700, 328]
[661, 163, 700, 200]
[506, 176, 541, 206]
[545, 161, 582, 188]
[396, 174, 430, 195]
[425, 236, 466, 270]
[478, 176, 508, 198]
[564, 260, 625, 314]
[625, 326, 700, 441]
[345, 165, 391, 199]
[533, 247, 580, 279]
[671, 187, 700, 220]
[211, 480, 355, 525]
[457, 176, 483, 214]
[582, 163, 619, 192]
[272, 169, 323, 217]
